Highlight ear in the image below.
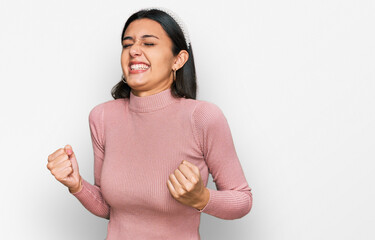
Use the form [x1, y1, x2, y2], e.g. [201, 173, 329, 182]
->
[172, 50, 189, 71]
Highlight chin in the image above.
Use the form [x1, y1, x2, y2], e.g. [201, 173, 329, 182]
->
[127, 75, 148, 84]
[127, 80, 150, 90]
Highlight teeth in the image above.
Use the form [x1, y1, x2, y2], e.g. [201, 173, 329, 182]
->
[130, 64, 150, 70]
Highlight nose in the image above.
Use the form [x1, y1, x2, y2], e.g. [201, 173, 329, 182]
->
[129, 42, 142, 57]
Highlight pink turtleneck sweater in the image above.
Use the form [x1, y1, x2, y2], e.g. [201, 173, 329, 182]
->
[71, 88, 252, 239]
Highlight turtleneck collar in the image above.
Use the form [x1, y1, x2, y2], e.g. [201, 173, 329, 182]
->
[128, 88, 180, 113]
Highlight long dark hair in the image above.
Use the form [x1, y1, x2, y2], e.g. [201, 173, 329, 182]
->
[111, 8, 197, 100]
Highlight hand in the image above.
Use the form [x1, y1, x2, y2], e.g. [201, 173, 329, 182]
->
[47, 145, 82, 193]
[167, 160, 210, 210]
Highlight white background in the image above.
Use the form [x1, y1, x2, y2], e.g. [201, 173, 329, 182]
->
[0, 0, 374, 239]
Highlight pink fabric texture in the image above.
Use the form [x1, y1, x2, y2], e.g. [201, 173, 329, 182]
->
[71, 87, 252, 239]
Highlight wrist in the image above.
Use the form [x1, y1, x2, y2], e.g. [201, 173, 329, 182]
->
[69, 176, 82, 194]
[194, 188, 210, 210]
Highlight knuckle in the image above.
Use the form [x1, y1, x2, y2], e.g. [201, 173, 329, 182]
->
[178, 188, 186, 195]
[54, 175, 62, 181]
[62, 153, 68, 160]
[178, 165, 184, 171]
[185, 185, 193, 192]
[191, 177, 198, 184]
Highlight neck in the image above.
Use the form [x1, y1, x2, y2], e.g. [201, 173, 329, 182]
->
[130, 80, 174, 97]
[131, 87, 168, 97]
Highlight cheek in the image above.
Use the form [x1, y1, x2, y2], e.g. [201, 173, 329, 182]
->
[121, 52, 129, 71]
[150, 51, 174, 72]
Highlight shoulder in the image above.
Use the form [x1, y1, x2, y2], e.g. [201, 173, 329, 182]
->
[193, 100, 224, 117]
[89, 98, 126, 121]
[186, 99, 227, 131]
[188, 99, 231, 151]
[179, 98, 223, 115]
[192, 99, 226, 122]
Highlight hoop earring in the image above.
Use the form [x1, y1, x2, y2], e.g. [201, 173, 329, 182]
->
[173, 69, 176, 81]
[121, 75, 127, 84]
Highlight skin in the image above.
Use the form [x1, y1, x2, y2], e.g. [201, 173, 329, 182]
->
[47, 18, 209, 211]
[167, 160, 210, 211]
[46, 145, 82, 193]
[121, 18, 187, 97]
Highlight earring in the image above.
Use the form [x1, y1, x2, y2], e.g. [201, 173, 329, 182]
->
[173, 69, 176, 81]
[121, 75, 127, 84]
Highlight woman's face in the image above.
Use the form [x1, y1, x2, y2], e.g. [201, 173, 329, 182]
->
[121, 18, 176, 96]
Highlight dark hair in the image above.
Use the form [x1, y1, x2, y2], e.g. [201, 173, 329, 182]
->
[111, 9, 197, 99]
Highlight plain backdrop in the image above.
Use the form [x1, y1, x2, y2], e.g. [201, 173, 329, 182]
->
[0, 0, 374, 239]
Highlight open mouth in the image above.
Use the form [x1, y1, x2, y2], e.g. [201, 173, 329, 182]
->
[130, 63, 150, 70]
[129, 63, 150, 74]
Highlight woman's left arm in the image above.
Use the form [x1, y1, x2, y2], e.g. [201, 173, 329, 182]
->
[191, 101, 253, 220]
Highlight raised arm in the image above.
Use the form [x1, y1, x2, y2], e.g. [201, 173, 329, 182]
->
[71, 104, 110, 219]
[191, 101, 252, 220]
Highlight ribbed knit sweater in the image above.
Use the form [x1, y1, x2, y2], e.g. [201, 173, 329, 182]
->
[71, 87, 252, 239]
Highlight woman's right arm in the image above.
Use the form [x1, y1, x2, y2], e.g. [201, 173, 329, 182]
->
[47, 104, 110, 219]
[70, 104, 110, 219]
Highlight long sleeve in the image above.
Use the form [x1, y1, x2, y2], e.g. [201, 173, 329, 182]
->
[191, 101, 253, 220]
[71, 104, 110, 219]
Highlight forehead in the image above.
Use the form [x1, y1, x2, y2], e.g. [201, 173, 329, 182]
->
[124, 18, 168, 40]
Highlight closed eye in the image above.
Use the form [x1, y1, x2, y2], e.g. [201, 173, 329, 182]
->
[122, 43, 154, 49]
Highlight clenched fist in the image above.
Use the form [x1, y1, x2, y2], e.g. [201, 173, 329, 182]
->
[47, 145, 82, 193]
[167, 160, 210, 211]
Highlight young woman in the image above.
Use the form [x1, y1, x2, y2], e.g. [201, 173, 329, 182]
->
[47, 8, 252, 239]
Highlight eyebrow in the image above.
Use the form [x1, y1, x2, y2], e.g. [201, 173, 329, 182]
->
[122, 34, 159, 41]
